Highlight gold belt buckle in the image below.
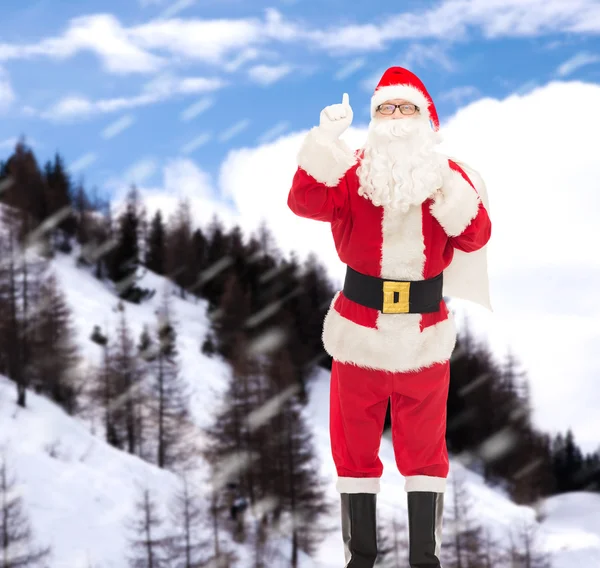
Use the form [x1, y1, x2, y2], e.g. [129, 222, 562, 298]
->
[382, 281, 411, 313]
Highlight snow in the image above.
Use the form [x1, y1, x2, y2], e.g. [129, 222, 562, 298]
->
[1, 251, 600, 566]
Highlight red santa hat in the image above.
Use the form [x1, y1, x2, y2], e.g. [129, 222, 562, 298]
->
[370, 66, 440, 131]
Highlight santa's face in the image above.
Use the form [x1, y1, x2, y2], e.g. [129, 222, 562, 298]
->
[373, 98, 420, 121]
[356, 98, 445, 212]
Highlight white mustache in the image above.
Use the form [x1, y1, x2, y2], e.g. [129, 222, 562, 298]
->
[371, 117, 422, 139]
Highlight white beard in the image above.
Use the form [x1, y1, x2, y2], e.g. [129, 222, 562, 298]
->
[356, 116, 446, 212]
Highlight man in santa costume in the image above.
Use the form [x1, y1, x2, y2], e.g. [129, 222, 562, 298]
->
[287, 66, 492, 567]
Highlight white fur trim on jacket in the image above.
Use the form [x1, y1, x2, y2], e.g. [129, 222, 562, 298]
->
[336, 476, 381, 494]
[322, 294, 457, 373]
[297, 127, 357, 187]
[371, 84, 431, 118]
[405, 475, 447, 493]
[429, 167, 481, 237]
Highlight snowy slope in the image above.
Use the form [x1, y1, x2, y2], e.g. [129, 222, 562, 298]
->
[1, 251, 600, 567]
[304, 369, 600, 566]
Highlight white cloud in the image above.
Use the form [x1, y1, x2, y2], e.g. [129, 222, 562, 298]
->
[0, 14, 165, 74]
[205, 79, 600, 452]
[247, 64, 292, 86]
[42, 75, 224, 121]
[556, 51, 600, 77]
[2, 1, 598, 78]
[136, 158, 237, 230]
[309, 0, 600, 51]
[129, 14, 269, 65]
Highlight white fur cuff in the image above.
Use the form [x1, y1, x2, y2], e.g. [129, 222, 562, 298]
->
[297, 127, 357, 187]
[405, 475, 447, 493]
[322, 294, 457, 373]
[336, 476, 381, 494]
[430, 168, 481, 237]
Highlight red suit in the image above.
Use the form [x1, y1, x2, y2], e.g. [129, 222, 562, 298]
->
[287, 67, 491, 566]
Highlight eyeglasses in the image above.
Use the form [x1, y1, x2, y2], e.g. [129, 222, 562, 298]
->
[376, 103, 419, 116]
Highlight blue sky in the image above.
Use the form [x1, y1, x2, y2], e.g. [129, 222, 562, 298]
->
[1, 0, 599, 200]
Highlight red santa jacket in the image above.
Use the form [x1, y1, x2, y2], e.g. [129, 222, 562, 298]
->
[287, 127, 491, 373]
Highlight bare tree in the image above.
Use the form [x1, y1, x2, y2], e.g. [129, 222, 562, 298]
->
[0, 209, 46, 408]
[167, 476, 210, 568]
[442, 470, 486, 568]
[0, 451, 51, 568]
[145, 295, 196, 472]
[125, 486, 171, 568]
[29, 272, 82, 415]
[165, 199, 195, 298]
[88, 325, 122, 448]
[112, 305, 146, 455]
[506, 520, 551, 568]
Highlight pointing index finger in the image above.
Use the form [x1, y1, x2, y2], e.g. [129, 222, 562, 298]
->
[342, 92, 349, 106]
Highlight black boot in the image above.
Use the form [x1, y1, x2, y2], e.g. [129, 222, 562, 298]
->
[340, 493, 378, 567]
[407, 491, 444, 567]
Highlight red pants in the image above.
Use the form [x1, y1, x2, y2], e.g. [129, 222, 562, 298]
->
[330, 359, 450, 494]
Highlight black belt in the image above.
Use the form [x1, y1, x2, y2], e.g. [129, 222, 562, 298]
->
[342, 266, 443, 314]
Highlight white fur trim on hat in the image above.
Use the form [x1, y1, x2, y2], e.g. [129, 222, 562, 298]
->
[371, 84, 431, 118]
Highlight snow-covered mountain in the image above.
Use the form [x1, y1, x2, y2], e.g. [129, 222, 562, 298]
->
[2, 251, 600, 567]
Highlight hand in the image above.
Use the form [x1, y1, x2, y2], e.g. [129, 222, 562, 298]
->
[318, 93, 353, 140]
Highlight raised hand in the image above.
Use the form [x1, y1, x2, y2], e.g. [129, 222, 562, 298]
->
[318, 93, 353, 139]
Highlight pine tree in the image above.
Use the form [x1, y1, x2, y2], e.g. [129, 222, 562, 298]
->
[113, 306, 146, 455]
[1, 140, 48, 244]
[30, 272, 81, 414]
[204, 333, 260, 503]
[147, 296, 195, 472]
[201, 216, 231, 308]
[43, 153, 77, 244]
[145, 211, 167, 276]
[125, 486, 171, 568]
[212, 272, 252, 361]
[165, 199, 195, 298]
[108, 187, 143, 301]
[189, 228, 208, 295]
[263, 348, 329, 565]
[89, 308, 146, 453]
[0, 451, 52, 567]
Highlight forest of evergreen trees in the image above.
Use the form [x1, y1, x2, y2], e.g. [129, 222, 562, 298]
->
[0, 138, 598, 566]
